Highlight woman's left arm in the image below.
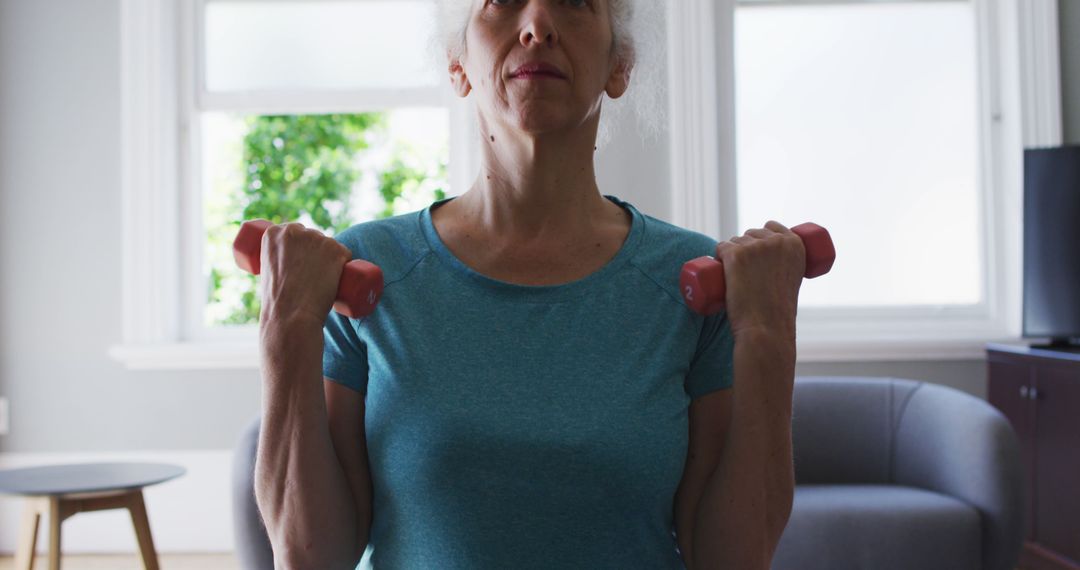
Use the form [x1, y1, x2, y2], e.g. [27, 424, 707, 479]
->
[691, 221, 805, 569]
[691, 329, 796, 569]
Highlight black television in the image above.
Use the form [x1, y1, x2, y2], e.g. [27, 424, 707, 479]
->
[1023, 145, 1080, 349]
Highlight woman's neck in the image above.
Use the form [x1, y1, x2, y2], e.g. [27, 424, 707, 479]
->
[455, 112, 618, 248]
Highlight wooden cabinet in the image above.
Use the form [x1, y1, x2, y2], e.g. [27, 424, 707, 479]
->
[987, 344, 1080, 570]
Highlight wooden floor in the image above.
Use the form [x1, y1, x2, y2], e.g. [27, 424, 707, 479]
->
[0, 553, 238, 570]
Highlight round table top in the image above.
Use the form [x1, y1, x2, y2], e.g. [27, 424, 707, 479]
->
[0, 462, 186, 496]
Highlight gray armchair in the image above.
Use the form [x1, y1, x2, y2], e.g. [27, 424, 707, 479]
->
[232, 376, 1024, 569]
[232, 414, 274, 570]
[775, 376, 1024, 570]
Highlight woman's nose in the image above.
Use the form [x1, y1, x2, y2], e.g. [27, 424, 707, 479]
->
[519, 2, 559, 47]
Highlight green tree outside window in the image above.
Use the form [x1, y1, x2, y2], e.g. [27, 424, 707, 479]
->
[204, 111, 449, 326]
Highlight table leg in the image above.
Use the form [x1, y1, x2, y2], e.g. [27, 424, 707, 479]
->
[13, 497, 42, 570]
[126, 489, 160, 570]
[48, 497, 61, 570]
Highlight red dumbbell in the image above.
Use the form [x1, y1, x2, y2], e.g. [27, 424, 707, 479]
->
[680, 222, 835, 315]
[232, 219, 384, 318]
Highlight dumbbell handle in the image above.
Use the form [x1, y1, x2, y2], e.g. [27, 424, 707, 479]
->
[680, 223, 835, 316]
[232, 219, 384, 319]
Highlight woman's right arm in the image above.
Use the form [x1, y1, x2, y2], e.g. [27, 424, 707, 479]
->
[252, 223, 372, 569]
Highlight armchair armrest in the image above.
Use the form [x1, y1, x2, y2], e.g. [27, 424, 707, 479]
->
[893, 383, 1024, 570]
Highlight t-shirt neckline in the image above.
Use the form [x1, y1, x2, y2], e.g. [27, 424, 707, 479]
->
[419, 194, 644, 301]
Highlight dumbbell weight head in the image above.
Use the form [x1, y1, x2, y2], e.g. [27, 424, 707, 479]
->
[333, 259, 384, 318]
[680, 258, 727, 316]
[794, 222, 835, 278]
[233, 219, 273, 275]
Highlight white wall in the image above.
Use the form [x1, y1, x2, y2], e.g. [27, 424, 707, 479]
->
[0, 0, 263, 455]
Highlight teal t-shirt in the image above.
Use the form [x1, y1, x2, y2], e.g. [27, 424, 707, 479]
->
[323, 194, 735, 569]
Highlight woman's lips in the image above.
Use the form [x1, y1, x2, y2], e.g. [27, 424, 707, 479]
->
[510, 62, 566, 80]
[512, 71, 565, 80]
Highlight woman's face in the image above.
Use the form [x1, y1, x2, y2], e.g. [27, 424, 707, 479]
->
[450, 0, 630, 136]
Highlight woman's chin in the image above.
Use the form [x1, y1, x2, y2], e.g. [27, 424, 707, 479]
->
[508, 108, 592, 137]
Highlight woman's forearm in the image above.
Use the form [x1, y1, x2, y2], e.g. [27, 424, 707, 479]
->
[254, 316, 364, 569]
[692, 329, 796, 570]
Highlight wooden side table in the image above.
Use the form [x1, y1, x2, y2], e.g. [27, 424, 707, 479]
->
[0, 462, 186, 570]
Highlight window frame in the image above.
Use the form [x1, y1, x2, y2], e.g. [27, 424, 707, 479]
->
[111, 0, 478, 369]
[667, 0, 1063, 362]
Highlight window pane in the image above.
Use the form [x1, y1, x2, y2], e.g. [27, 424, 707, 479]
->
[735, 1, 981, 308]
[204, 1, 439, 92]
[201, 109, 450, 327]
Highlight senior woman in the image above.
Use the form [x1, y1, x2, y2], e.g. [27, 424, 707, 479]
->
[254, 0, 804, 568]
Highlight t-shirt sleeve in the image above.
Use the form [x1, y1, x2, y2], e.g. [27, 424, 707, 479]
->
[322, 309, 369, 394]
[684, 309, 735, 399]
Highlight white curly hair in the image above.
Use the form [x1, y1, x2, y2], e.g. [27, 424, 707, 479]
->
[427, 0, 666, 149]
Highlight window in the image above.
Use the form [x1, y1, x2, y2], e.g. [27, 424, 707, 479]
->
[191, 0, 465, 338]
[668, 0, 1062, 360]
[735, 1, 980, 309]
[112, 0, 478, 368]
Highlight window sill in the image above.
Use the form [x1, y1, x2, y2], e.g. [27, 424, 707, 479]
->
[108, 341, 260, 370]
[108, 335, 1025, 371]
[796, 335, 1024, 362]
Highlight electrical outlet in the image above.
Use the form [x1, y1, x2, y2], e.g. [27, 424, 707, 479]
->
[0, 397, 8, 436]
